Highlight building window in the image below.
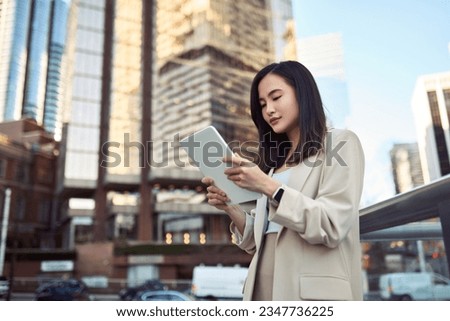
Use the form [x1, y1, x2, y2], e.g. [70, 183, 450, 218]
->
[0, 159, 5, 178]
[38, 199, 51, 224]
[443, 89, 450, 127]
[15, 162, 29, 183]
[37, 167, 53, 185]
[75, 225, 93, 244]
[15, 196, 26, 221]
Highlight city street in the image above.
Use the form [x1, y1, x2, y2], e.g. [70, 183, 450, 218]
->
[2, 292, 383, 301]
[0, 0, 449, 315]
[1, 292, 119, 301]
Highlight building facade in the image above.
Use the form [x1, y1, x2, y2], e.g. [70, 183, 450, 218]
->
[269, 0, 297, 61]
[0, 0, 71, 138]
[0, 119, 59, 250]
[412, 71, 450, 183]
[390, 143, 424, 194]
[150, 0, 277, 250]
[297, 32, 350, 129]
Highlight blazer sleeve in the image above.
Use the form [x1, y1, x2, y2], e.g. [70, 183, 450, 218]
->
[229, 209, 257, 254]
[268, 129, 365, 248]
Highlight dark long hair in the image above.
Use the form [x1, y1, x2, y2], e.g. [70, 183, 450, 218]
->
[250, 61, 327, 172]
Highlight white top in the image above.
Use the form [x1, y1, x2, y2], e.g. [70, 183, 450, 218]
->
[266, 168, 292, 234]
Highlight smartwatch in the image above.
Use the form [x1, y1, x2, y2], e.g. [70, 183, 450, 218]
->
[270, 186, 285, 207]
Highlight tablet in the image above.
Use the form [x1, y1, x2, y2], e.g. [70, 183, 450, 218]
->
[179, 126, 262, 204]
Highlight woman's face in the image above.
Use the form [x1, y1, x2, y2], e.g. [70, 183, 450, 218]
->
[258, 73, 300, 138]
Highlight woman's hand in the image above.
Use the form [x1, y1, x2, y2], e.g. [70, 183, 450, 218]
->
[201, 176, 231, 211]
[202, 176, 247, 234]
[223, 154, 280, 197]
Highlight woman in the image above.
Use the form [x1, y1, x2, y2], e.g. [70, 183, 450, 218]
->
[202, 61, 365, 301]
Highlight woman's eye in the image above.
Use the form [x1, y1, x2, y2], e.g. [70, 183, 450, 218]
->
[260, 103, 266, 108]
[273, 96, 281, 101]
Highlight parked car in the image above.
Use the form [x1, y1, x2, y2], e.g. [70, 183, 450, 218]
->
[191, 265, 247, 300]
[0, 276, 9, 298]
[379, 272, 450, 300]
[119, 279, 166, 301]
[34, 278, 92, 301]
[136, 290, 194, 301]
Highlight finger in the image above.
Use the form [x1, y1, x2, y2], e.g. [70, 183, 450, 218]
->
[223, 154, 245, 166]
[206, 189, 228, 202]
[224, 167, 240, 176]
[228, 174, 242, 182]
[208, 197, 227, 206]
[207, 185, 227, 197]
[201, 176, 214, 185]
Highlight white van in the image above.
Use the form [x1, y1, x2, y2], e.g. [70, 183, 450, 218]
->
[379, 272, 450, 300]
[191, 265, 248, 300]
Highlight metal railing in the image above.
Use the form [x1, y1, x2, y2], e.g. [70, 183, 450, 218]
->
[359, 174, 450, 272]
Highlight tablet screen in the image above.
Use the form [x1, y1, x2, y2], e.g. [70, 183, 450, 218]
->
[179, 126, 262, 204]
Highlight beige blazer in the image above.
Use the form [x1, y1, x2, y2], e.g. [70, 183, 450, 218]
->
[231, 129, 365, 301]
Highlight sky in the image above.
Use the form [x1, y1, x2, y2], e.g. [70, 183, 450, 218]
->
[293, 0, 450, 206]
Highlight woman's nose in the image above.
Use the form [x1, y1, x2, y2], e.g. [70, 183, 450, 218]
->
[265, 103, 275, 115]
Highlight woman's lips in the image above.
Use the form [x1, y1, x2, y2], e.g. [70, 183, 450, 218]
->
[270, 117, 281, 125]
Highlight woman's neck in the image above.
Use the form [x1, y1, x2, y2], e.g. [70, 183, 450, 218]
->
[286, 127, 300, 158]
[286, 128, 300, 160]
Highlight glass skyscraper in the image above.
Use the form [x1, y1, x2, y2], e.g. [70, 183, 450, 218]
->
[44, 0, 71, 135]
[22, 0, 52, 122]
[0, 0, 70, 138]
[0, 0, 32, 121]
[60, 0, 150, 245]
[298, 32, 351, 129]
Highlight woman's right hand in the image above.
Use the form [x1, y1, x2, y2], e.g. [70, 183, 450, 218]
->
[201, 177, 230, 211]
[202, 177, 247, 235]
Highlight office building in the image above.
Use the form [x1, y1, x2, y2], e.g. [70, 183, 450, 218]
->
[59, 0, 151, 247]
[268, 0, 297, 61]
[390, 143, 424, 194]
[153, 0, 273, 174]
[0, 0, 31, 121]
[412, 71, 450, 183]
[297, 32, 350, 129]
[0, 0, 71, 138]
[0, 119, 59, 249]
[151, 0, 275, 252]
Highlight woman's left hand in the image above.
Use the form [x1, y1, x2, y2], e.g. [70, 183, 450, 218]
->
[223, 154, 279, 196]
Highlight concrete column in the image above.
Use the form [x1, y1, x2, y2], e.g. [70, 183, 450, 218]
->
[0, 188, 11, 275]
[438, 200, 450, 274]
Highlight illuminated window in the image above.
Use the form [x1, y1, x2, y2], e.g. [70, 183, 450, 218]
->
[199, 233, 206, 245]
[183, 232, 190, 245]
[165, 232, 173, 245]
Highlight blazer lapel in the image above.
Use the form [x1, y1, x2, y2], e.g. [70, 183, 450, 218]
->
[274, 151, 323, 243]
[254, 168, 274, 249]
[255, 152, 322, 247]
[287, 151, 322, 191]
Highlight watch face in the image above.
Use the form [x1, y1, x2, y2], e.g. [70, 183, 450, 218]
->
[274, 188, 284, 203]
